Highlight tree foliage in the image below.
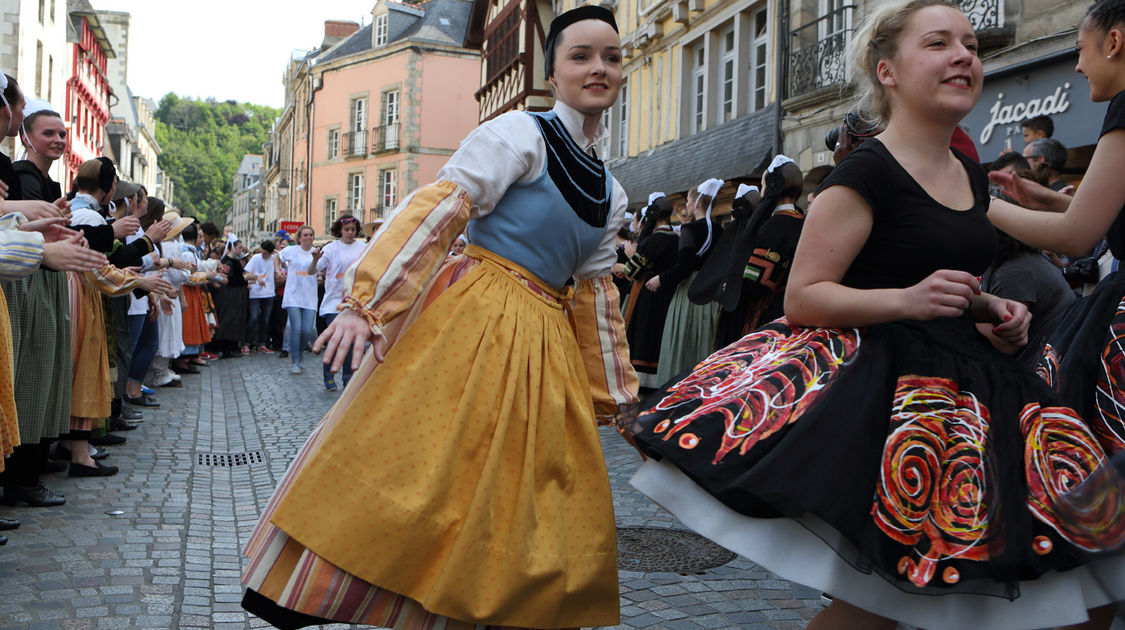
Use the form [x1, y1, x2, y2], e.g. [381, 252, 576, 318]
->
[154, 94, 279, 221]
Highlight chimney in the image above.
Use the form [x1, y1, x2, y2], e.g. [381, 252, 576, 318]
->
[322, 20, 361, 49]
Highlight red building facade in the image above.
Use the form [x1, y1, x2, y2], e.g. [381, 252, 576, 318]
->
[63, 4, 114, 188]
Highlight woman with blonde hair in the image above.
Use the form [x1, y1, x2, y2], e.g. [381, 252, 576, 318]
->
[623, 2, 1125, 628]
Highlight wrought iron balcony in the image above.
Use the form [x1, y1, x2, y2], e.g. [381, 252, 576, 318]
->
[788, 5, 854, 99]
[960, 0, 1002, 31]
[787, 0, 1001, 99]
[373, 124, 401, 153]
[345, 130, 368, 157]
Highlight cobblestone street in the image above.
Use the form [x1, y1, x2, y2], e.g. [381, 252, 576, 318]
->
[2, 352, 1116, 630]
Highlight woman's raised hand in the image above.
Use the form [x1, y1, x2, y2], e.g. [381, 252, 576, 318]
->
[314, 308, 384, 373]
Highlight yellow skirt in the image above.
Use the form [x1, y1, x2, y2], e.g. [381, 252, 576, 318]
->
[68, 273, 112, 424]
[246, 252, 618, 629]
[0, 285, 17, 469]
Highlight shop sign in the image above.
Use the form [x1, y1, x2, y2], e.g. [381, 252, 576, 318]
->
[960, 53, 1102, 158]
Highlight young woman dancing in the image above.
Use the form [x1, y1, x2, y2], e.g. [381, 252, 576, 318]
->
[622, 2, 1125, 628]
[241, 6, 636, 629]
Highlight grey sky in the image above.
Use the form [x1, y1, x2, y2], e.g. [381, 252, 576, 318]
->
[93, 0, 380, 108]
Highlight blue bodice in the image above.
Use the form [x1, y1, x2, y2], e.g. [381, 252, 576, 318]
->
[466, 112, 612, 291]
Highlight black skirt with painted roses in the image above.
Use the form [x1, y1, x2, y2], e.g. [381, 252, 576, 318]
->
[621, 314, 1125, 614]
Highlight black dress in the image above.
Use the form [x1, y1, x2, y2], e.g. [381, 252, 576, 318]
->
[622, 140, 1125, 629]
[624, 226, 678, 389]
[654, 218, 723, 382]
[1032, 88, 1125, 457]
[211, 256, 248, 348]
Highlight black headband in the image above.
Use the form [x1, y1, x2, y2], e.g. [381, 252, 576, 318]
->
[544, 5, 618, 77]
[95, 156, 116, 195]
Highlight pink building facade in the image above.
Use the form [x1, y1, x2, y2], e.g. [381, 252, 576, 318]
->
[293, 0, 481, 237]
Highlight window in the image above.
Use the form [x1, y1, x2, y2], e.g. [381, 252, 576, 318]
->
[374, 14, 388, 46]
[38, 0, 45, 24]
[486, 8, 520, 79]
[692, 46, 706, 133]
[819, 0, 849, 40]
[752, 10, 769, 111]
[47, 55, 53, 102]
[617, 81, 628, 157]
[35, 42, 43, 97]
[380, 90, 400, 151]
[327, 128, 339, 159]
[720, 28, 735, 123]
[381, 169, 397, 210]
[346, 173, 365, 211]
[348, 98, 368, 156]
[324, 197, 338, 233]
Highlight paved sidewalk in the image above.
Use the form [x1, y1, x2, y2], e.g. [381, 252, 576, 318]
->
[0, 352, 1114, 629]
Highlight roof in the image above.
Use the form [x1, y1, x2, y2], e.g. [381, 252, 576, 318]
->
[315, 0, 473, 65]
[608, 106, 778, 207]
[237, 155, 264, 173]
[68, 0, 116, 58]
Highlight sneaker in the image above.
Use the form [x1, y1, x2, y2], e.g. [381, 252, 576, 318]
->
[140, 385, 155, 395]
[241, 345, 250, 355]
[324, 377, 337, 392]
[257, 346, 274, 354]
[125, 394, 160, 408]
[120, 406, 144, 421]
[279, 350, 289, 358]
[90, 433, 127, 446]
[290, 365, 302, 374]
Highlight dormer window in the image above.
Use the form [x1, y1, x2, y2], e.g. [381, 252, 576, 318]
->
[374, 14, 388, 46]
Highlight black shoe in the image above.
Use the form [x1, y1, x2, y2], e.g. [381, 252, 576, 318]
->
[170, 364, 200, 375]
[0, 517, 20, 530]
[0, 535, 6, 545]
[108, 417, 139, 432]
[2, 482, 66, 507]
[90, 433, 127, 446]
[279, 350, 289, 358]
[68, 461, 119, 477]
[124, 394, 159, 408]
[40, 459, 67, 474]
[120, 406, 144, 421]
[157, 379, 182, 388]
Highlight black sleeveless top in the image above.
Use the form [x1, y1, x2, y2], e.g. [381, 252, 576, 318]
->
[1100, 89, 1125, 259]
[818, 139, 997, 290]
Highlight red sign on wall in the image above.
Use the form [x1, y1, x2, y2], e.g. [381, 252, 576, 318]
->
[278, 220, 304, 234]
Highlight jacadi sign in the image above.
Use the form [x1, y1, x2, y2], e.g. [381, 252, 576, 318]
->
[960, 52, 1100, 158]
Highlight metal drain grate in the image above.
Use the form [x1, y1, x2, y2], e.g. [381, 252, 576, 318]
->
[617, 526, 737, 573]
[196, 451, 266, 467]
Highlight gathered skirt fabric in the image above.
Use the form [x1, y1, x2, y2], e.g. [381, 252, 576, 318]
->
[626, 281, 676, 389]
[655, 273, 718, 383]
[181, 285, 211, 347]
[623, 315, 1125, 628]
[0, 285, 17, 470]
[67, 273, 113, 422]
[2, 269, 71, 442]
[156, 298, 184, 359]
[243, 254, 618, 629]
[212, 285, 248, 343]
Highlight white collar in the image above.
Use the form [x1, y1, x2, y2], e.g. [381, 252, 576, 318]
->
[551, 101, 607, 154]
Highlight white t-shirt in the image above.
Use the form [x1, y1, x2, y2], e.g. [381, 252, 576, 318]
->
[244, 252, 276, 300]
[127, 227, 156, 316]
[279, 245, 318, 310]
[316, 239, 367, 316]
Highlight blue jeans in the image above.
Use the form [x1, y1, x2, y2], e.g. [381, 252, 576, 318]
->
[321, 313, 355, 386]
[247, 297, 273, 348]
[286, 307, 317, 367]
[127, 314, 158, 384]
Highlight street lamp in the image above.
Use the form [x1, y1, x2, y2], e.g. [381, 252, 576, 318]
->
[278, 179, 289, 221]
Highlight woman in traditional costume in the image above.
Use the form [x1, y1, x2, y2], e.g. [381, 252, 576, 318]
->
[241, 7, 636, 629]
[622, 1, 1125, 628]
[651, 179, 724, 382]
[623, 194, 679, 389]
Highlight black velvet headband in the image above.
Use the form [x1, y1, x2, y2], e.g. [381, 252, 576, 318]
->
[544, 5, 619, 77]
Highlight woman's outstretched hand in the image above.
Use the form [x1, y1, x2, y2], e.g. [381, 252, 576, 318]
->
[988, 171, 1069, 212]
[314, 308, 386, 373]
